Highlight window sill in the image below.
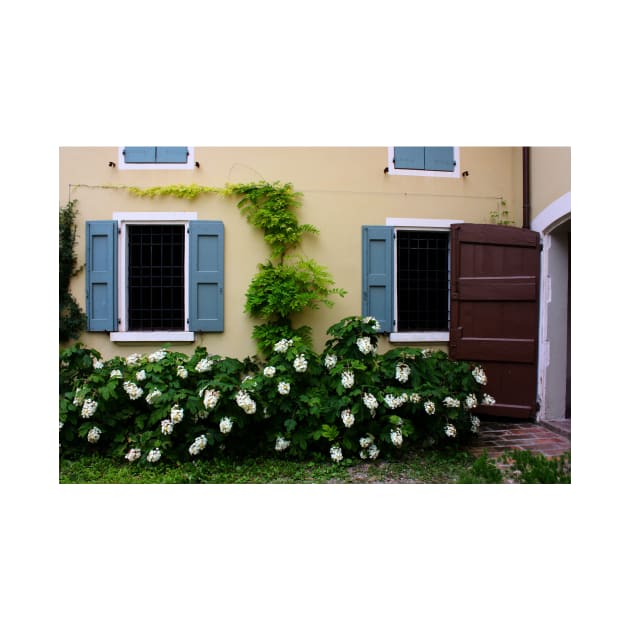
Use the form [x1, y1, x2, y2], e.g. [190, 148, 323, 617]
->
[389, 332, 449, 343]
[110, 332, 195, 342]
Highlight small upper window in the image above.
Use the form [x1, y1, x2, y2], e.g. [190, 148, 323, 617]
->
[118, 146, 195, 170]
[387, 147, 460, 178]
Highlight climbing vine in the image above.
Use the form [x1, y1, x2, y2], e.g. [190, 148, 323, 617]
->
[59, 200, 86, 342]
[124, 181, 346, 355]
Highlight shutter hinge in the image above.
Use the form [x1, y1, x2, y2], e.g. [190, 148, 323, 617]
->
[118, 227, 121, 234]
[539, 243, 543, 252]
[186, 318, 190, 324]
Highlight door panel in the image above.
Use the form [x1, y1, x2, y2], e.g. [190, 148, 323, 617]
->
[450, 224, 540, 419]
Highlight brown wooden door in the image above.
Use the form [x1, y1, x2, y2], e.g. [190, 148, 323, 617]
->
[449, 223, 540, 419]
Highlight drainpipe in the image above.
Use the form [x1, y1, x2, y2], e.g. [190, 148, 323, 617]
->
[522, 147, 531, 229]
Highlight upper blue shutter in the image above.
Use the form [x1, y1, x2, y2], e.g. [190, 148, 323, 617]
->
[394, 147, 455, 172]
[189, 221, 224, 332]
[394, 147, 425, 170]
[123, 147, 157, 163]
[425, 147, 455, 171]
[155, 147, 188, 163]
[362, 226, 394, 332]
[86, 221, 117, 331]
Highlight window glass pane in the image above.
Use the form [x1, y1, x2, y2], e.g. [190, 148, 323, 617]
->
[127, 225, 185, 330]
[396, 231, 449, 331]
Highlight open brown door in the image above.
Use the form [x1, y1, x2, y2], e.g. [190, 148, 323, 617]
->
[449, 223, 540, 419]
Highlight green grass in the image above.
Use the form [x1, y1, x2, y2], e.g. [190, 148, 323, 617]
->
[59, 448, 570, 484]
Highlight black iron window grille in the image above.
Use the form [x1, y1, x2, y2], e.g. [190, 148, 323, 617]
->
[396, 230, 449, 331]
[127, 225, 185, 331]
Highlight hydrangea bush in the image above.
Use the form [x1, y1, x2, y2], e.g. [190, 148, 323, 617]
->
[59, 316, 495, 464]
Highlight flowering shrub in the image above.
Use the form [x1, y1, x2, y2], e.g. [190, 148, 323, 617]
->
[59, 316, 496, 464]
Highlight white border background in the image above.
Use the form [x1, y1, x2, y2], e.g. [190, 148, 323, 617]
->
[4, 1, 627, 629]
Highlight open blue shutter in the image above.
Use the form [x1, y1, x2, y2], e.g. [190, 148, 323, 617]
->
[362, 226, 394, 332]
[155, 147, 188, 163]
[123, 147, 157, 163]
[425, 147, 455, 171]
[189, 221, 224, 332]
[394, 147, 425, 170]
[86, 221, 117, 331]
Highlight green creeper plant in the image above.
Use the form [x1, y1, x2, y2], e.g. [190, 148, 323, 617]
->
[59, 200, 86, 342]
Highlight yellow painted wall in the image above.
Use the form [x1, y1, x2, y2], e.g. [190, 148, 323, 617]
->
[60, 147, 521, 359]
[530, 147, 571, 219]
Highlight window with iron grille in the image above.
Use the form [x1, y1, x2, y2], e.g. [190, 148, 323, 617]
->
[127, 225, 185, 331]
[396, 230, 449, 332]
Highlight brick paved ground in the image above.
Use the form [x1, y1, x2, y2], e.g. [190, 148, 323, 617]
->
[466, 419, 571, 459]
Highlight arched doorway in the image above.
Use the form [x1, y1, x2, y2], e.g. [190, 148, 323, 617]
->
[532, 193, 571, 421]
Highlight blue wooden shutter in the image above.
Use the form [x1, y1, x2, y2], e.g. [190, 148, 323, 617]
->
[362, 226, 394, 332]
[86, 221, 117, 331]
[189, 221, 224, 332]
[394, 147, 425, 170]
[425, 147, 455, 171]
[155, 147, 188, 163]
[123, 147, 157, 163]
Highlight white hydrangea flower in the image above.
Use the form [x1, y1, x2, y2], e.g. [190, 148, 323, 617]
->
[147, 448, 162, 463]
[263, 365, 276, 378]
[81, 398, 98, 419]
[424, 400, 436, 415]
[277, 381, 291, 395]
[136, 369, 146, 381]
[472, 366, 488, 385]
[123, 381, 143, 400]
[148, 349, 167, 363]
[395, 363, 411, 383]
[146, 389, 162, 405]
[92, 358, 104, 370]
[176, 365, 188, 379]
[324, 354, 337, 370]
[73, 389, 85, 406]
[362, 316, 380, 331]
[219, 417, 233, 434]
[384, 393, 407, 409]
[161, 419, 174, 435]
[124, 448, 141, 462]
[293, 354, 308, 373]
[470, 416, 481, 433]
[421, 349, 433, 358]
[356, 336, 374, 355]
[275, 436, 291, 452]
[203, 389, 221, 410]
[465, 393, 478, 409]
[341, 409, 355, 428]
[273, 338, 293, 353]
[359, 436, 374, 449]
[188, 435, 208, 456]
[87, 426, 101, 443]
[362, 392, 379, 415]
[170, 404, 184, 424]
[390, 428, 403, 447]
[235, 390, 257, 414]
[125, 353, 142, 366]
[110, 369, 123, 379]
[330, 445, 343, 463]
[195, 357, 214, 372]
[359, 450, 368, 460]
[443, 396, 460, 408]
[368, 444, 380, 460]
[409, 393, 422, 404]
[341, 370, 355, 389]
[445, 423, 457, 438]
[482, 393, 496, 406]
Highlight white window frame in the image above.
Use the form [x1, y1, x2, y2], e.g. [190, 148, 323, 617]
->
[110, 212, 197, 342]
[117, 147, 196, 170]
[387, 147, 461, 178]
[386, 217, 463, 342]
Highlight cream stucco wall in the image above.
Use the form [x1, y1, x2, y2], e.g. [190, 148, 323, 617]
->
[530, 147, 571, 221]
[60, 147, 522, 359]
